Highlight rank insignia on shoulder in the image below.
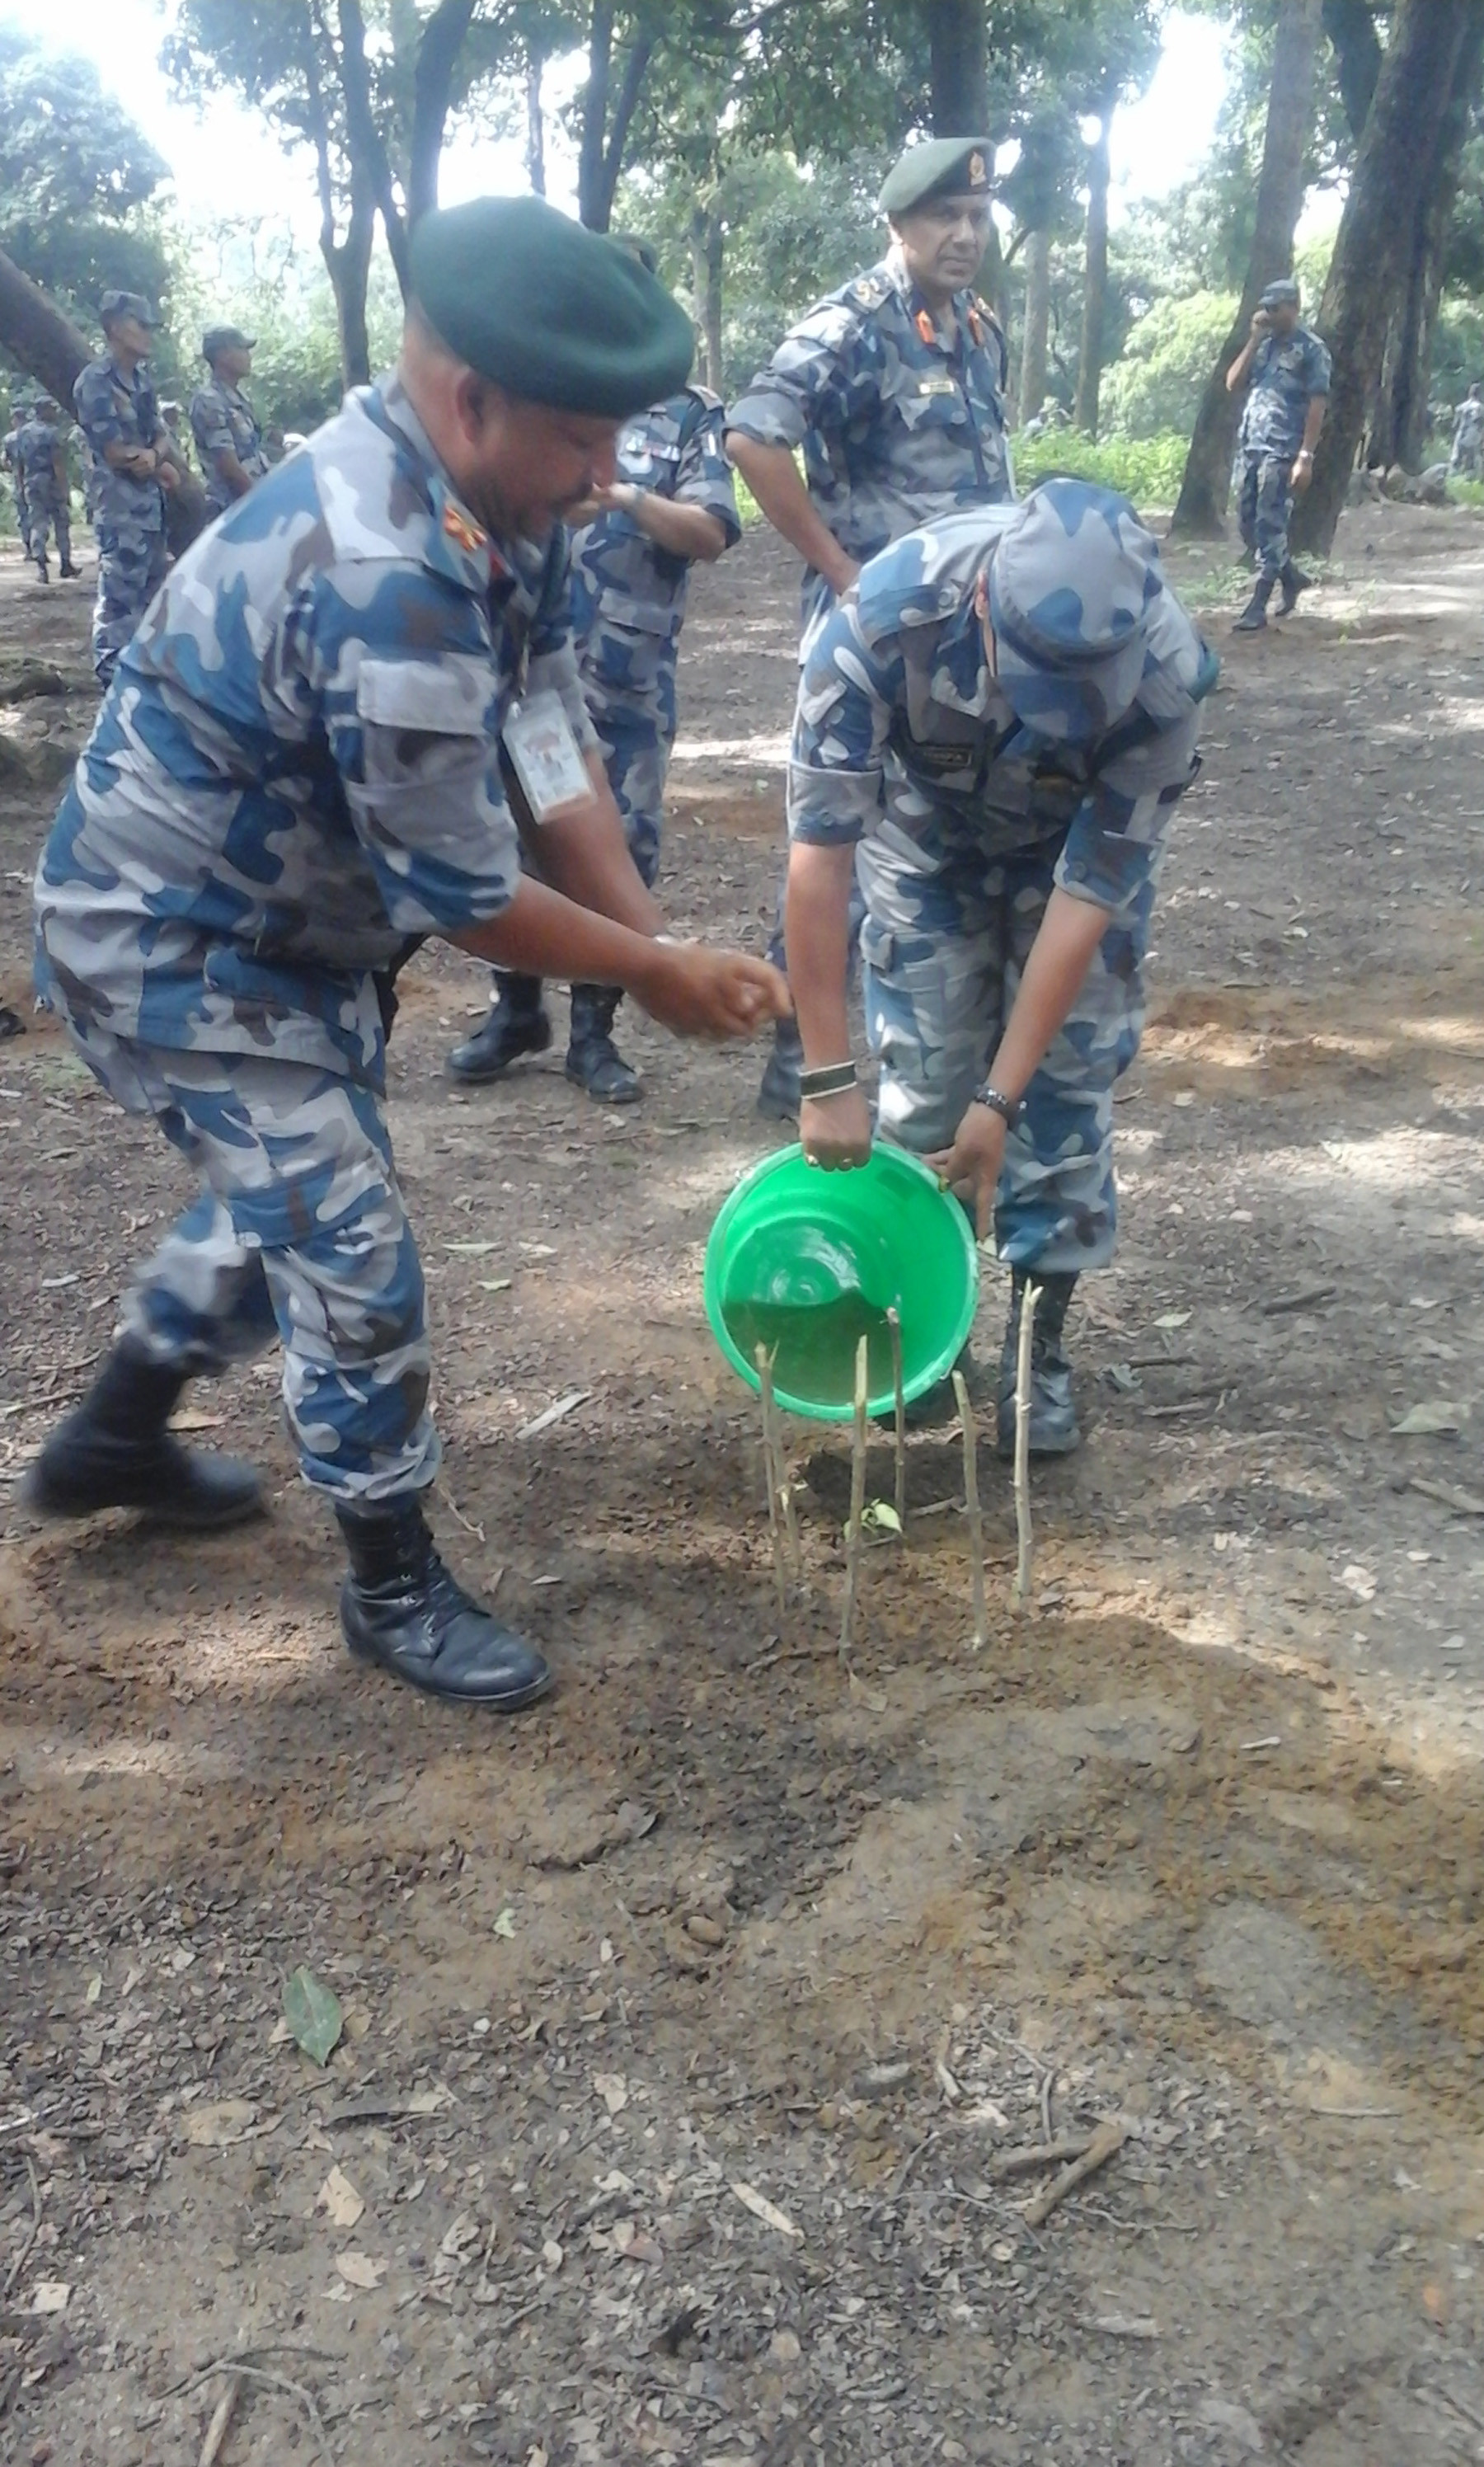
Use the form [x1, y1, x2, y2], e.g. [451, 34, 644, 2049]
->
[442, 500, 487, 553]
[848, 273, 890, 311]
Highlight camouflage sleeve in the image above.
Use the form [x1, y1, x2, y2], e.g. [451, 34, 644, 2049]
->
[787, 599, 902, 847]
[524, 524, 599, 754]
[190, 383, 233, 464]
[1305, 333, 1331, 397]
[675, 399, 741, 546]
[726, 301, 876, 452]
[1055, 707, 1201, 914]
[304, 562, 524, 934]
[73, 360, 132, 457]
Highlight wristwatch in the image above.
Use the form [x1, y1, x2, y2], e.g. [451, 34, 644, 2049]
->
[972, 1081, 1024, 1130]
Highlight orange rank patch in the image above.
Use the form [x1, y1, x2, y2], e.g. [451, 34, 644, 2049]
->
[442, 501, 487, 554]
[916, 309, 937, 347]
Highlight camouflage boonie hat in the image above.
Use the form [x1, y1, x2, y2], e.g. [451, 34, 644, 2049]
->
[100, 289, 162, 329]
[202, 324, 256, 361]
[987, 479, 1163, 743]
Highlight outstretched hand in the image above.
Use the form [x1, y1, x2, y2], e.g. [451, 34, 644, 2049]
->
[926, 1101, 1007, 1243]
[637, 943, 791, 1041]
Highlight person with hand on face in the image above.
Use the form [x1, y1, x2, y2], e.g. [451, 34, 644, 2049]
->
[190, 326, 271, 519]
[30, 195, 789, 1716]
[448, 235, 741, 1107]
[726, 138, 1014, 1121]
[1226, 276, 1330, 632]
[73, 290, 186, 684]
[784, 480, 1214, 1457]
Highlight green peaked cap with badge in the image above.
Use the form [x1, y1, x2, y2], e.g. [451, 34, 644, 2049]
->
[409, 195, 694, 419]
[879, 138, 994, 217]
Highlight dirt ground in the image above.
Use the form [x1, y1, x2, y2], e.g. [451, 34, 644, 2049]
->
[2, 498, 1483, 2467]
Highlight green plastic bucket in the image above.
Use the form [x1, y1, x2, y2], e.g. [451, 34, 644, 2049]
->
[703, 1143, 979, 1423]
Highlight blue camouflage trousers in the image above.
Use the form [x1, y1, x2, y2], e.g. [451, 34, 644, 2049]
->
[92, 518, 168, 685]
[857, 823, 1157, 1274]
[27, 482, 70, 566]
[587, 681, 669, 890]
[1237, 452, 1294, 581]
[59, 1025, 437, 1503]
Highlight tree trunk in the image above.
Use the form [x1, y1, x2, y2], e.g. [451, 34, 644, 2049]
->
[1378, 6, 1484, 470]
[324, 171, 376, 388]
[1019, 226, 1050, 425]
[1321, 0, 1383, 139]
[923, 0, 987, 132]
[1073, 106, 1112, 437]
[407, 0, 477, 226]
[1294, 0, 1473, 555]
[1170, 0, 1323, 537]
[524, 44, 547, 197]
[336, 0, 412, 298]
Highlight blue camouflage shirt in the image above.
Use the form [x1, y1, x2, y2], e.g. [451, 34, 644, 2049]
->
[14, 416, 66, 497]
[189, 374, 270, 519]
[72, 351, 167, 533]
[35, 375, 595, 1089]
[789, 504, 1207, 916]
[727, 247, 1012, 636]
[570, 387, 740, 703]
[1238, 326, 1331, 461]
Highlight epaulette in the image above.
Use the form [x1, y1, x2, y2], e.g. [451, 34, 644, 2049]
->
[842, 271, 893, 318]
[683, 381, 723, 411]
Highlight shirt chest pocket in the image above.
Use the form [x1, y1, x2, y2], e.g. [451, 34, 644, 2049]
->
[622, 436, 683, 492]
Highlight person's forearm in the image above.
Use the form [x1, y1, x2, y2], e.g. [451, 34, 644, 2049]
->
[987, 886, 1112, 1097]
[726, 435, 855, 590]
[524, 749, 665, 937]
[785, 841, 857, 1061]
[620, 489, 728, 562]
[216, 449, 253, 498]
[1300, 397, 1326, 456]
[1225, 338, 1258, 395]
[451, 874, 667, 994]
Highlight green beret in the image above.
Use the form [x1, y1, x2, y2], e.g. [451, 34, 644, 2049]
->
[409, 195, 693, 418]
[880, 138, 994, 218]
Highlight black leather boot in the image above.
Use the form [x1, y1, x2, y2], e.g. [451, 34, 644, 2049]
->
[446, 974, 551, 1083]
[566, 982, 641, 1104]
[59, 559, 82, 579]
[22, 1338, 264, 1528]
[337, 1499, 552, 1709]
[1233, 575, 1275, 632]
[1278, 559, 1311, 615]
[756, 1009, 804, 1121]
[996, 1270, 1081, 1458]
[34, 548, 49, 584]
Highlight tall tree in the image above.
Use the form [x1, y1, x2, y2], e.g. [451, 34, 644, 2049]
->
[1294, 0, 1476, 552]
[0, 30, 171, 325]
[1068, 3, 1161, 437]
[1370, 9, 1484, 469]
[1170, 0, 1324, 538]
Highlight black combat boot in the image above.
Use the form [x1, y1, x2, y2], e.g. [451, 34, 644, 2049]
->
[756, 1009, 804, 1121]
[566, 982, 641, 1105]
[446, 973, 551, 1083]
[59, 558, 82, 579]
[337, 1498, 552, 1708]
[34, 547, 49, 584]
[1233, 575, 1275, 632]
[22, 1337, 265, 1528]
[1278, 559, 1311, 615]
[995, 1270, 1081, 1458]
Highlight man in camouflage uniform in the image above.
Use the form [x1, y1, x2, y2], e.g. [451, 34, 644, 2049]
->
[190, 325, 270, 519]
[73, 289, 181, 684]
[728, 136, 1014, 1117]
[16, 396, 81, 583]
[2, 402, 31, 557]
[29, 196, 787, 1713]
[784, 479, 1214, 1454]
[1227, 277, 1330, 632]
[1449, 382, 1484, 480]
[450, 242, 741, 1105]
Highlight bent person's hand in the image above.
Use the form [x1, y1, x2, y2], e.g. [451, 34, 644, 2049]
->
[926, 1102, 1007, 1243]
[801, 1087, 871, 1171]
[637, 944, 791, 1041]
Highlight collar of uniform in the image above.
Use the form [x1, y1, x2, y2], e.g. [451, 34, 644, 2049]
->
[884, 246, 968, 346]
[369, 373, 506, 592]
[926, 593, 999, 717]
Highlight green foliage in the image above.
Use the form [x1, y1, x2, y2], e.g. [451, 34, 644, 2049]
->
[1101, 289, 1239, 438]
[0, 29, 171, 330]
[1012, 426, 1190, 505]
[167, 219, 405, 433]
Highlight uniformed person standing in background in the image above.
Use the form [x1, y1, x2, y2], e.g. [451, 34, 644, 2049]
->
[1449, 380, 1484, 480]
[783, 481, 1213, 1455]
[1226, 277, 1330, 633]
[73, 289, 182, 684]
[16, 396, 82, 583]
[726, 137, 1014, 1118]
[2, 400, 31, 559]
[448, 237, 742, 1106]
[190, 325, 271, 519]
[29, 196, 788, 1715]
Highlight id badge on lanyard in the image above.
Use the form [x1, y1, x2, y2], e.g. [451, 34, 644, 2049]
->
[501, 688, 590, 820]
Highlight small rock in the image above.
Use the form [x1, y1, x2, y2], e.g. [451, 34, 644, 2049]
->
[685, 1913, 726, 1948]
[769, 2328, 802, 2365]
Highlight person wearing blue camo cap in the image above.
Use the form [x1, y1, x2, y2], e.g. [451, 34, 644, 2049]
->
[1226, 276, 1329, 632]
[784, 477, 1217, 1453]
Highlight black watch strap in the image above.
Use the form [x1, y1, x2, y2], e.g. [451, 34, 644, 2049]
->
[973, 1081, 1024, 1130]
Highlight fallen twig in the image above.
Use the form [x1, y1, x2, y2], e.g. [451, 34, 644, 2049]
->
[952, 1369, 989, 1648]
[887, 1306, 906, 1534]
[2, 2152, 40, 2295]
[1261, 1283, 1336, 1317]
[1011, 1280, 1040, 1607]
[989, 2134, 1096, 2181]
[756, 1345, 789, 1632]
[175, 2363, 333, 2466]
[198, 2371, 242, 2467]
[841, 1336, 870, 1659]
[1410, 1473, 1484, 1518]
[1021, 2117, 1125, 2226]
